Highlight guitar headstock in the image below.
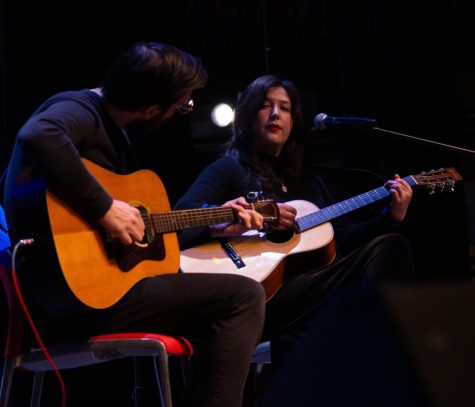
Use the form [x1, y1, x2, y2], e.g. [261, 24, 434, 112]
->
[413, 167, 463, 194]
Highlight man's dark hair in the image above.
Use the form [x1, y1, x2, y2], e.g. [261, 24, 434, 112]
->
[101, 41, 208, 111]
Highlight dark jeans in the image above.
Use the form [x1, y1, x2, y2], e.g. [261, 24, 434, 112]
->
[34, 272, 266, 407]
[264, 233, 415, 364]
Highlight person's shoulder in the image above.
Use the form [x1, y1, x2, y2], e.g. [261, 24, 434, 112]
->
[33, 89, 103, 122]
[210, 155, 246, 173]
[215, 155, 237, 166]
[44, 89, 100, 107]
[198, 156, 246, 180]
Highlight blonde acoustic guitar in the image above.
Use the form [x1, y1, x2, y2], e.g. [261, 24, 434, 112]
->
[180, 167, 463, 300]
[46, 159, 278, 309]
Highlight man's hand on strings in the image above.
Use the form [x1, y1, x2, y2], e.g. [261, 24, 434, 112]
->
[98, 199, 145, 245]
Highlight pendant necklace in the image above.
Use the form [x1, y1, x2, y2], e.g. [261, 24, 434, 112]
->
[281, 178, 288, 193]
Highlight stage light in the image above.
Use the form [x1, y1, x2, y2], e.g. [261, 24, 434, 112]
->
[211, 103, 234, 127]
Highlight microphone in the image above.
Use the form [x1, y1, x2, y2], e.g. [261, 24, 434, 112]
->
[314, 113, 377, 130]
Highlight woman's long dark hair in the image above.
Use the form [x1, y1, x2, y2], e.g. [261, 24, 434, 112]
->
[224, 75, 306, 188]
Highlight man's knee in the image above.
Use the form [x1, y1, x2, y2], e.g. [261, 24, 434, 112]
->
[229, 276, 266, 325]
[236, 276, 266, 307]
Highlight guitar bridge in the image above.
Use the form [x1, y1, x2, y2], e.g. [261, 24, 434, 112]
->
[219, 239, 246, 269]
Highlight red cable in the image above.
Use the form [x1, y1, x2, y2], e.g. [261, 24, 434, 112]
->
[11, 252, 67, 407]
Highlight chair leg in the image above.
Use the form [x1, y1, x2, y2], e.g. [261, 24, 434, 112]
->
[179, 357, 191, 389]
[153, 353, 173, 407]
[249, 363, 273, 407]
[0, 358, 15, 406]
[132, 357, 144, 407]
[30, 371, 45, 407]
[133, 354, 179, 407]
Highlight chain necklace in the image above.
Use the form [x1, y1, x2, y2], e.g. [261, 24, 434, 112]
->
[280, 177, 288, 193]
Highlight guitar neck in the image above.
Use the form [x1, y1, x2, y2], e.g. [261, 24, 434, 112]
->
[148, 198, 278, 234]
[150, 207, 237, 234]
[295, 175, 417, 233]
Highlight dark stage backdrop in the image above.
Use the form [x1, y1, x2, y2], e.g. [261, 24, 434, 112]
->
[0, 0, 474, 276]
[1, 1, 475, 404]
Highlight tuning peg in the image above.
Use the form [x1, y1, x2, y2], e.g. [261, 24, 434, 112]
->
[247, 191, 263, 202]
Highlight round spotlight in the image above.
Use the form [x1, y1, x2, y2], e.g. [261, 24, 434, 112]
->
[211, 103, 234, 127]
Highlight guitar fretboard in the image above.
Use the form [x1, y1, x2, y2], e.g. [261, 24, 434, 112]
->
[150, 207, 236, 234]
[295, 175, 417, 233]
[146, 199, 276, 234]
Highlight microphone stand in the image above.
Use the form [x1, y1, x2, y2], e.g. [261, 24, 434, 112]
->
[372, 126, 475, 156]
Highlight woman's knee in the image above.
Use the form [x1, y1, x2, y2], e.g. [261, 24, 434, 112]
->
[373, 233, 412, 255]
[370, 233, 415, 279]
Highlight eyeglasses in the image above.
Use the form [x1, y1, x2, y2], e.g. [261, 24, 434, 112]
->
[177, 99, 194, 115]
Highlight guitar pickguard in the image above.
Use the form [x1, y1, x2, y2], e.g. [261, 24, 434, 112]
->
[98, 204, 167, 271]
[112, 235, 166, 272]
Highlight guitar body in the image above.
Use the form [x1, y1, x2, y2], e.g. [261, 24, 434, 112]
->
[37, 163, 459, 310]
[180, 167, 463, 300]
[47, 160, 180, 309]
[180, 200, 337, 300]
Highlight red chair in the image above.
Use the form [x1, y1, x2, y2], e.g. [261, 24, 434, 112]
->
[0, 263, 193, 407]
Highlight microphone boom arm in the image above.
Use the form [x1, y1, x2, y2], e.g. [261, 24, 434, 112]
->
[372, 126, 475, 156]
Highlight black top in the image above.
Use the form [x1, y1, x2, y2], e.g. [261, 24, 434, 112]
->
[4, 89, 138, 241]
[2, 89, 138, 314]
[174, 156, 400, 256]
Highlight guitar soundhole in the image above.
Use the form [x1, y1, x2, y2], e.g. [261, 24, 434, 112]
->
[110, 235, 166, 272]
[100, 205, 166, 272]
[266, 229, 294, 243]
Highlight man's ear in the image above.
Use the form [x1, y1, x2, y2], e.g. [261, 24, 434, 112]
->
[143, 105, 161, 119]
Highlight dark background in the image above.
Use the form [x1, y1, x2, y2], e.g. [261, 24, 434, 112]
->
[0, 1, 474, 273]
[1, 1, 475, 405]
[1, 0, 474, 275]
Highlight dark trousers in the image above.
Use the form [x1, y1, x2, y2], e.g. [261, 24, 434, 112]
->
[264, 233, 415, 364]
[34, 272, 266, 407]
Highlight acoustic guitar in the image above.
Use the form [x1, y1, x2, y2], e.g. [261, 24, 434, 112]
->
[180, 167, 463, 300]
[46, 159, 279, 309]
